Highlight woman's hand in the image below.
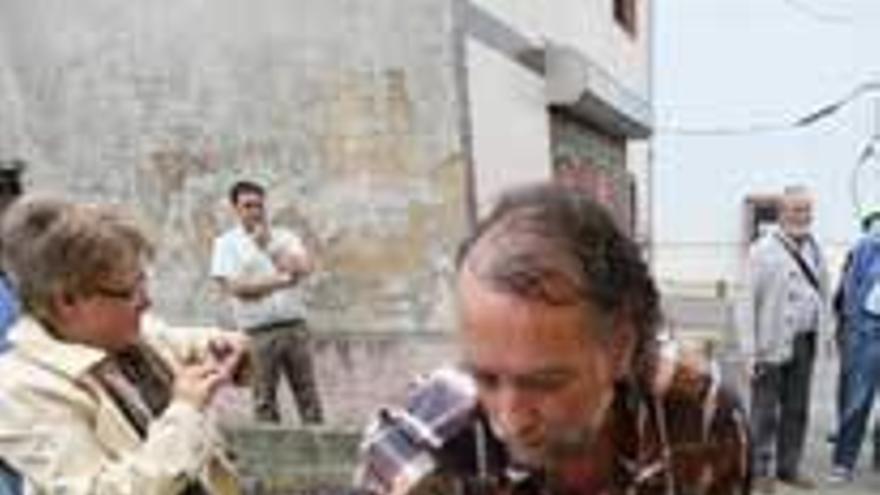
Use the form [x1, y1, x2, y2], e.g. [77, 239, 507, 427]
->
[174, 336, 249, 409]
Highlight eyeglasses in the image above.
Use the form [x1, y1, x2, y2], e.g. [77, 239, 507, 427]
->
[93, 273, 149, 304]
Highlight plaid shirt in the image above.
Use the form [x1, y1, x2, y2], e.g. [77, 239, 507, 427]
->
[355, 338, 750, 495]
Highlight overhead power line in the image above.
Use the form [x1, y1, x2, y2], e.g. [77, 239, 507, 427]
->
[780, 0, 864, 25]
[657, 81, 880, 137]
[796, 82, 878, 125]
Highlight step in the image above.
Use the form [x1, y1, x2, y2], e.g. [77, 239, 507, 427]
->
[224, 425, 362, 494]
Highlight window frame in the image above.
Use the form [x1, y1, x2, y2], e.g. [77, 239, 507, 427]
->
[613, 0, 638, 37]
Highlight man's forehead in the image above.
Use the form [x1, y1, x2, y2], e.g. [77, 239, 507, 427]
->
[238, 191, 263, 200]
[235, 191, 265, 206]
[456, 267, 614, 337]
[782, 192, 812, 209]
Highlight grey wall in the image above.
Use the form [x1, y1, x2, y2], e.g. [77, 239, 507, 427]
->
[0, 0, 470, 333]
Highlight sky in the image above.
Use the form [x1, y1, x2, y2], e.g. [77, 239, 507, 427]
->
[653, 0, 880, 262]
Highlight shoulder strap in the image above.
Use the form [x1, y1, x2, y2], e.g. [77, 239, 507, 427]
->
[775, 233, 821, 294]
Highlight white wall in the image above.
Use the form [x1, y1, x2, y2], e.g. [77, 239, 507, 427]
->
[466, 38, 552, 216]
[653, 0, 872, 294]
[628, 139, 652, 244]
[469, 0, 652, 241]
[471, 0, 650, 98]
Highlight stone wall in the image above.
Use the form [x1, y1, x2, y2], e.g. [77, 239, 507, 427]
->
[215, 331, 458, 428]
[308, 331, 458, 427]
[0, 0, 469, 334]
[224, 426, 362, 494]
[221, 332, 459, 493]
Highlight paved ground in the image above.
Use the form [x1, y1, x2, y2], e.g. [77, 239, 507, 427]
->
[664, 292, 880, 494]
[741, 345, 880, 495]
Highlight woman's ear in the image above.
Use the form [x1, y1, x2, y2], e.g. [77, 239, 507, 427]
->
[51, 288, 78, 319]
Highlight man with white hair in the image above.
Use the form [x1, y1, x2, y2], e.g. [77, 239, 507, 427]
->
[744, 185, 830, 493]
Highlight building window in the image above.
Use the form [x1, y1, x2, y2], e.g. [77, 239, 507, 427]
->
[744, 195, 780, 243]
[613, 0, 637, 36]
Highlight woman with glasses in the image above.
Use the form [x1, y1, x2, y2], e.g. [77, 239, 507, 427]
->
[0, 195, 247, 494]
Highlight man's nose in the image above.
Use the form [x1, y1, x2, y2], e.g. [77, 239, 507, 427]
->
[493, 384, 537, 435]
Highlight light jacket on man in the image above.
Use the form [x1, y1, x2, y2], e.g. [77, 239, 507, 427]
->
[741, 227, 831, 364]
[0, 315, 241, 495]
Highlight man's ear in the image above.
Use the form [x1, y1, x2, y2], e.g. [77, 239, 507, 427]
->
[608, 314, 637, 381]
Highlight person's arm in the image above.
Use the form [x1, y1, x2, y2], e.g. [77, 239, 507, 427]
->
[269, 229, 314, 281]
[210, 232, 296, 301]
[213, 272, 295, 300]
[4, 403, 211, 494]
[0, 357, 236, 494]
[143, 315, 251, 385]
[739, 242, 768, 364]
[844, 241, 869, 321]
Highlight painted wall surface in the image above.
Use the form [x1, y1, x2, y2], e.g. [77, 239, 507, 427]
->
[0, 0, 468, 333]
[652, 1, 872, 294]
[468, 0, 651, 242]
[466, 38, 552, 216]
[471, 0, 650, 98]
[628, 140, 652, 244]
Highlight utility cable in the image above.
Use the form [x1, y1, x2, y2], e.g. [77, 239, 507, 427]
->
[657, 80, 880, 137]
[780, 0, 864, 25]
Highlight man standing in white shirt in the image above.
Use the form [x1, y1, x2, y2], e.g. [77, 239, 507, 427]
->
[211, 180, 323, 424]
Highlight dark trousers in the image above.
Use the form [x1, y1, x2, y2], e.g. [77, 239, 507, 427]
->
[249, 320, 323, 424]
[751, 332, 816, 478]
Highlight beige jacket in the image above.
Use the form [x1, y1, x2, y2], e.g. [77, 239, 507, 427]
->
[0, 315, 242, 495]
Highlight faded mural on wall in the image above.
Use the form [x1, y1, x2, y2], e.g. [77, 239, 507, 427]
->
[0, 0, 469, 333]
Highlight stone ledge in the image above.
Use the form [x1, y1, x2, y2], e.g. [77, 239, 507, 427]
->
[224, 425, 362, 494]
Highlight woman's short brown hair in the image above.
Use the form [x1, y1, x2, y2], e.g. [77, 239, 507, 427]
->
[1, 195, 154, 318]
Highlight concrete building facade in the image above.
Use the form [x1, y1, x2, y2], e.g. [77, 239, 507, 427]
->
[465, 0, 653, 234]
[0, 0, 653, 424]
